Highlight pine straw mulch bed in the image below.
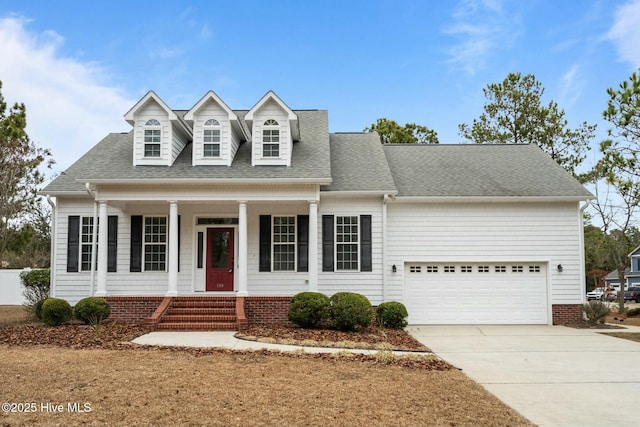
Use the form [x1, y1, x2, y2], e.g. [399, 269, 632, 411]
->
[235, 324, 430, 352]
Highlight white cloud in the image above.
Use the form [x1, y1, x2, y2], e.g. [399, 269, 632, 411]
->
[607, 0, 640, 67]
[558, 64, 583, 110]
[0, 15, 133, 172]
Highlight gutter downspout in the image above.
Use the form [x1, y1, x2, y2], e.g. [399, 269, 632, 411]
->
[382, 194, 390, 302]
[46, 196, 57, 298]
[86, 183, 98, 296]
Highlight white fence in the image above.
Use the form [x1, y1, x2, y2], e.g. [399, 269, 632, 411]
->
[0, 269, 28, 305]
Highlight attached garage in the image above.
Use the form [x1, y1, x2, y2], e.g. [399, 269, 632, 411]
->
[404, 263, 549, 324]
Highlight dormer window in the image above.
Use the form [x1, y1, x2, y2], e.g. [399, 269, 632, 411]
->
[203, 119, 221, 157]
[144, 119, 161, 157]
[263, 119, 280, 157]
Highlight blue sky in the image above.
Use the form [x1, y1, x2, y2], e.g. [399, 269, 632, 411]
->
[1, 0, 639, 174]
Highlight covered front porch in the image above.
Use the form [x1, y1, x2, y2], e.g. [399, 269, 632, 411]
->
[85, 182, 321, 299]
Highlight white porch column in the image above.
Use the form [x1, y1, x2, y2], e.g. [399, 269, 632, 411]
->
[237, 201, 248, 296]
[308, 201, 318, 291]
[95, 201, 108, 296]
[166, 201, 179, 296]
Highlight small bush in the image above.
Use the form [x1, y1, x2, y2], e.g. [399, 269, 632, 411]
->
[20, 269, 50, 306]
[41, 298, 72, 326]
[581, 300, 610, 326]
[74, 297, 111, 325]
[34, 298, 49, 321]
[287, 292, 331, 328]
[626, 307, 640, 317]
[329, 292, 373, 332]
[376, 301, 408, 329]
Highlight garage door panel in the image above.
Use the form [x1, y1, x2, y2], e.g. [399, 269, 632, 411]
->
[405, 263, 548, 324]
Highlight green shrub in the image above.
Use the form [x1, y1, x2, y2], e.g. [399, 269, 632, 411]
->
[34, 298, 50, 321]
[74, 297, 111, 325]
[626, 307, 640, 317]
[580, 301, 610, 326]
[20, 269, 50, 306]
[376, 301, 408, 329]
[41, 298, 72, 326]
[329, 292, 373, 332]
[287, 292, 330, 328]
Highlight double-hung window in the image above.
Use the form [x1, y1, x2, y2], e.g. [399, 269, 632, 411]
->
[203, 118, 221, 157]
[144, 119, 161, 157]
[262, 119, 280, 157]
[81, 217, 96, 271]
[272, 216, 296, 271]
[335, 216, 359, 271]
[144, 216, 167, 271]
[322, 215, 372, 273]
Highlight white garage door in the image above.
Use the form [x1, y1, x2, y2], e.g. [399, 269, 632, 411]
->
[404, 263, 548, 324]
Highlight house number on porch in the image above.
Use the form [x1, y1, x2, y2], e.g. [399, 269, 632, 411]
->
[217, 283, 224, 288]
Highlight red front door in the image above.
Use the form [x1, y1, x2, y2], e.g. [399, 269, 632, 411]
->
[206, 228, 234, 291]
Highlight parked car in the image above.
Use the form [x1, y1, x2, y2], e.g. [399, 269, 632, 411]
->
[624, 287, 640, 303]
[586, 289, 617, 301]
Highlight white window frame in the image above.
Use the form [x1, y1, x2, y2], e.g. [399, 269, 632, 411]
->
[335, 216, 359, 272]
[80, 216, 97, 271]
[272, 216, 296, 272]
[262, 119, 280, 158]
[144, 119, 161, 158]
[203, 119, 221, 158]
[143, 216, 167, 272]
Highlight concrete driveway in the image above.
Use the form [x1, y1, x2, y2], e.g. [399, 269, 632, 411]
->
[407, 325, 640, 427]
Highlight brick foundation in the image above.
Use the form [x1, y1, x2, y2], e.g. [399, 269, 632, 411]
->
[100, 295, 294, 327]
[243, 296, 292, 325]
[552, 304, 583, 326]
[103, 296, 165, 322]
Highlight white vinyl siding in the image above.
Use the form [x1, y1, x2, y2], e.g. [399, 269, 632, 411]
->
[385, 201, 585, 306]
[318, 197, 384, 303]
[251, 99, 291, 166]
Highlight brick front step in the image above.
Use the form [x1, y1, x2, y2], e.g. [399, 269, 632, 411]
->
[171, 300, 235, 309]
[154, 322, 237, 331]
[167, 308, 236, 316]
[161, 314, 237, 323]
[150, 297, 239, 331]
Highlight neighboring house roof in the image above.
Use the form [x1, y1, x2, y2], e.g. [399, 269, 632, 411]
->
[604, 268, 640, 282]
[322, 133, 397, 194]
[382, 144, 593, 199]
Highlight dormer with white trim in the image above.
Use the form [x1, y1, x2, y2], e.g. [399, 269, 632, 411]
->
[245, 91, 300, 167]
[184, 91, 247, 166]
[124, 91, 192, 166]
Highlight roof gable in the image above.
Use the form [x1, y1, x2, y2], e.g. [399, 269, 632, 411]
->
[245, 90, 300, 141]
[184, 90, 238, 123]
[124, 91, 178, 125]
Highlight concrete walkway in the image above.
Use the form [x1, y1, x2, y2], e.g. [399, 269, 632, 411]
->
[407, 324, 640, 427]
[132, 331, 424, 356]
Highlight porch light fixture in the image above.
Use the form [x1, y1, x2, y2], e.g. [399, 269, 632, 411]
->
[392, 265, 397, 273]
[557, 264, 563, 272]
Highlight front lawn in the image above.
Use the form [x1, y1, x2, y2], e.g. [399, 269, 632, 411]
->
[0, 308, 534, 426]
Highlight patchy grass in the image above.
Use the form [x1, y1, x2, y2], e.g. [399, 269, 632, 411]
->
[0, 305, 33, 326]
[0, 346, 534, 427]
[601, 332, 640, 343]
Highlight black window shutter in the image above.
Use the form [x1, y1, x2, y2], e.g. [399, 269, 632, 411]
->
[67, 216, 80, 272]
[360, 215, 372, 272]
[107, 215, 118, 272]
[322, 215, 334, 272]
[130, 215, 143, 272]
[197, 232, 204, 269]
[297, 215, 309, 272]
[259, 215, 271, 272]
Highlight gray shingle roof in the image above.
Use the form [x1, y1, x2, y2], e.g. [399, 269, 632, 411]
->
[382, 144, 593, 198]
[43, 110, 332, 193]
[322, 133, 397, 193]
